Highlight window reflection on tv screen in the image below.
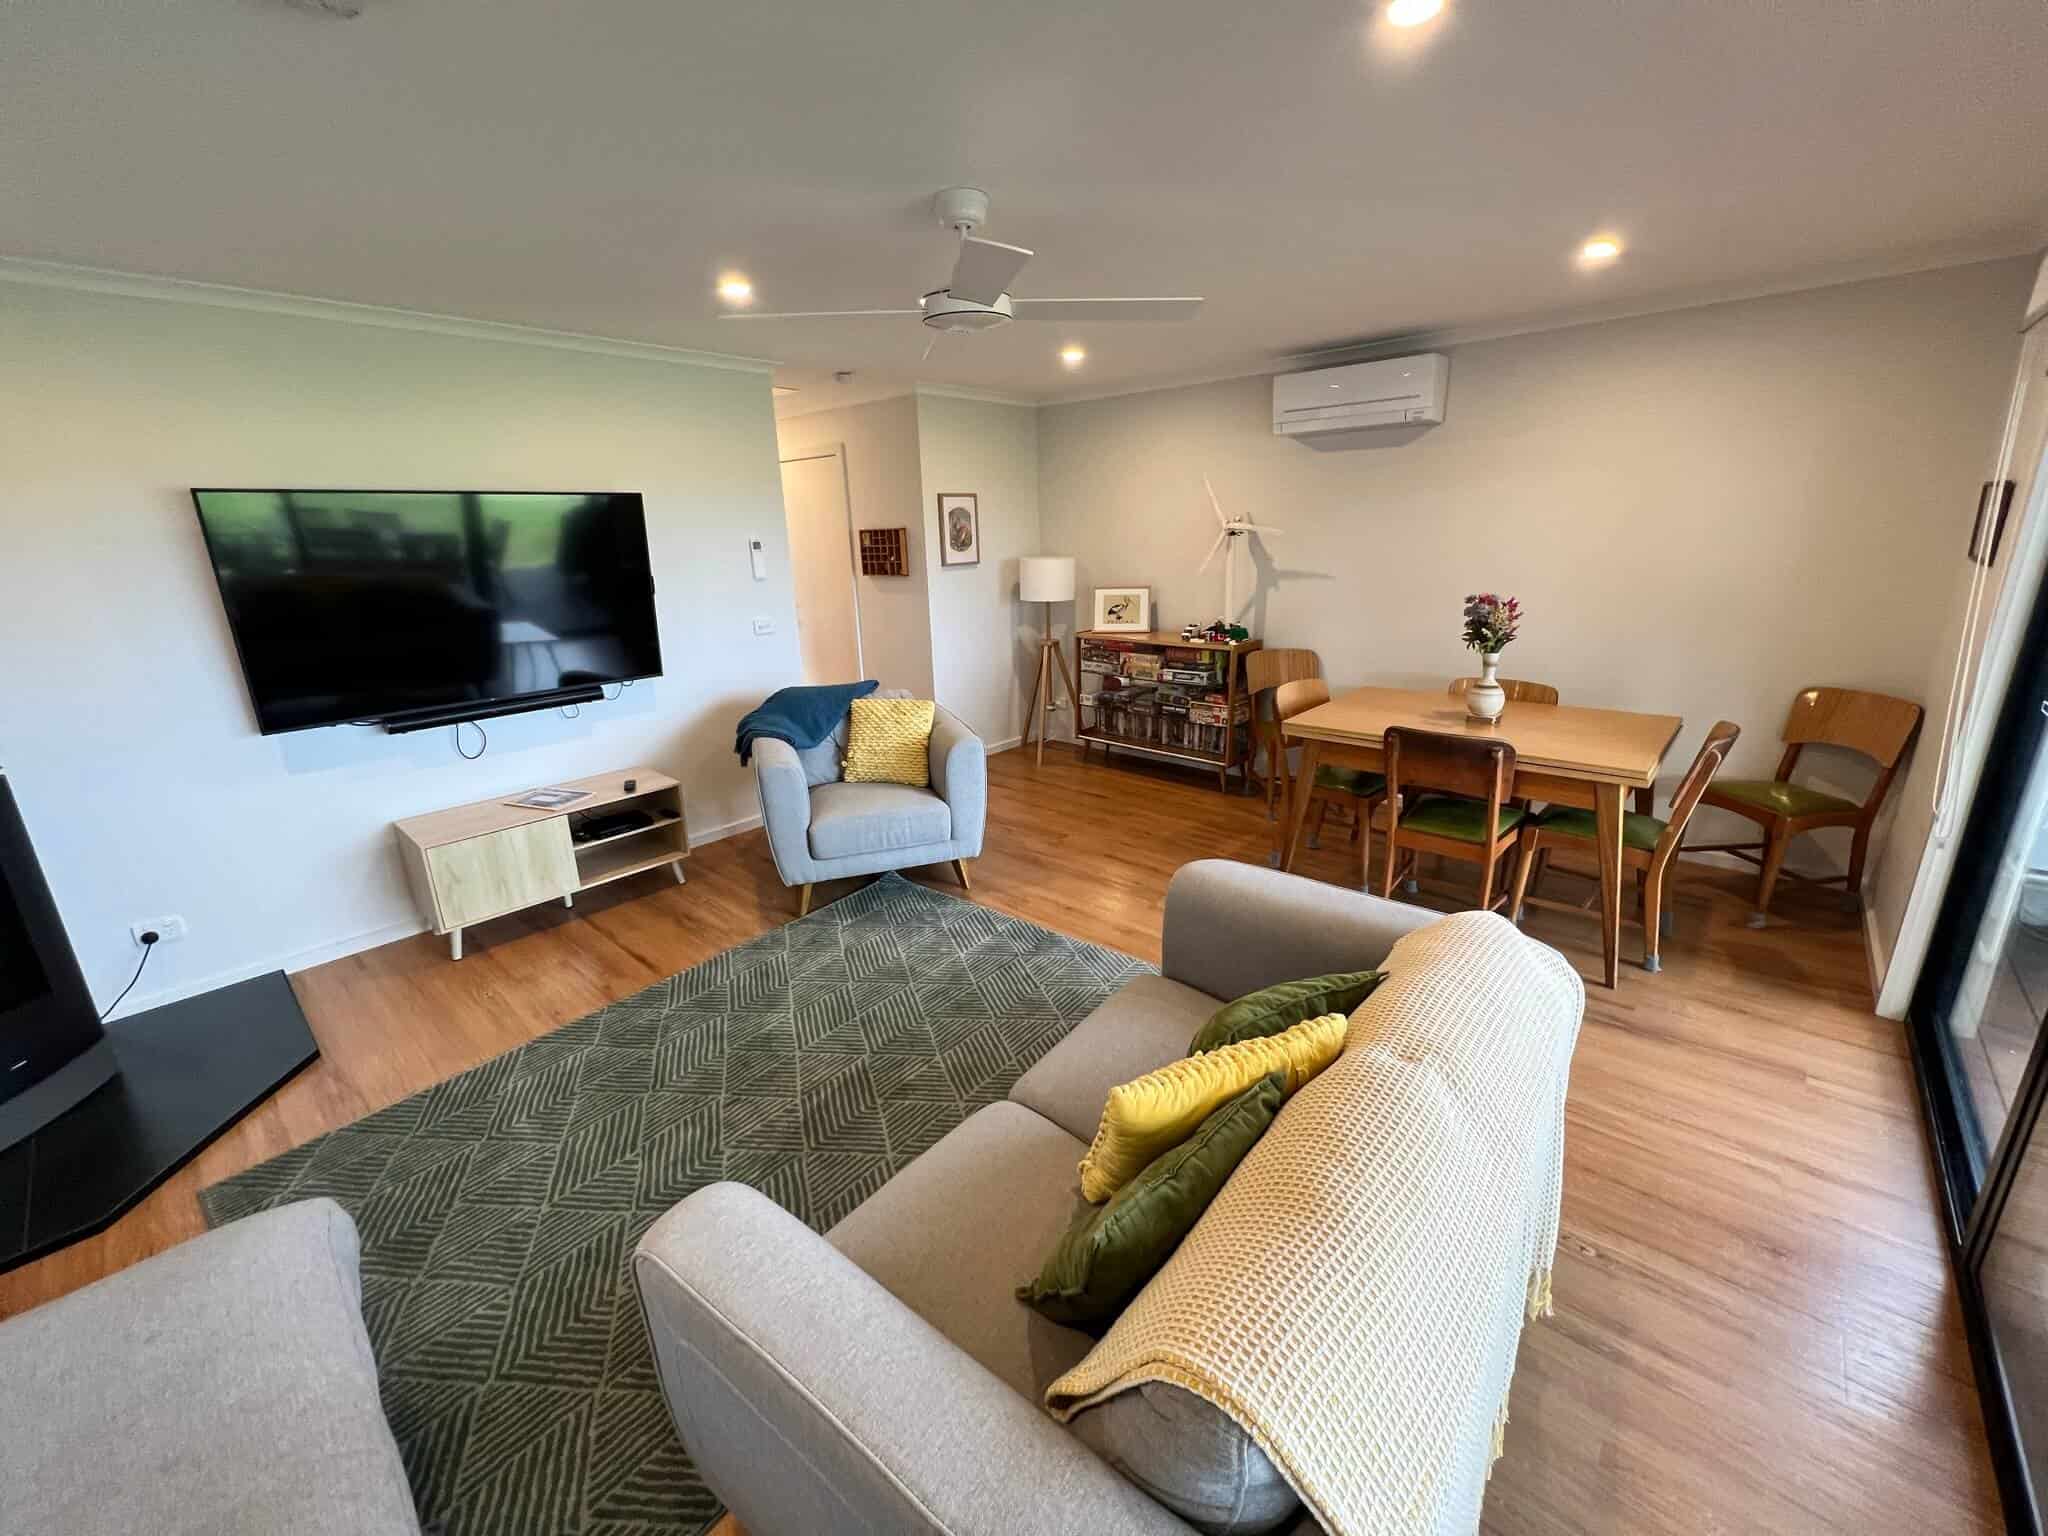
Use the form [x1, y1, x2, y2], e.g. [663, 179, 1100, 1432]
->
[191, 490, 662, 733]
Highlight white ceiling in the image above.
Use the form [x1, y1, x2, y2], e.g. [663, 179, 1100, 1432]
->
[5, 0, 2046, 406]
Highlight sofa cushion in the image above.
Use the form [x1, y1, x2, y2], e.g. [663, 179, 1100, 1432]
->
[0, 1198, 419, 1536]
[1019, 1073, 1285, 1327]
[827, 1100, 1097, 1399]
[1010, 973, 1219, 1143]
[807, 780, 952, 860]
[1071, 1381, 1299, 1536]
[1188, 970, 1385, 1055]
[1077, 1013, 1348, 1203]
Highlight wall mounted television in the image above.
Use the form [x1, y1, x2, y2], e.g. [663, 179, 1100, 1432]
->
[191, 489, 663, 734]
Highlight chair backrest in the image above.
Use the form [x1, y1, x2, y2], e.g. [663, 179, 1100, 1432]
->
[1776, 687, 1924, 815]
[1778, 687, 1923, 767]
[1656, 720, 1742, 857]
[1273, 678, 1332, 723]
[1246, 649, 1322, 714]
[1448, 676, 1560, 706]
[1384, 727, 1516, 829]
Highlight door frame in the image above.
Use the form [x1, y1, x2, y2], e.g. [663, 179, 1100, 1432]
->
[778, 444, 865, 679]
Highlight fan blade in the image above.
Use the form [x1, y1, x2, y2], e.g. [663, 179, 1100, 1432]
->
[717, 308, 923, 319]
[1197, 530, 1228, 574]
[1203, 475, 1228, 528]
[948, 237, 1034, 304]
[1010, 297, 1203, 322]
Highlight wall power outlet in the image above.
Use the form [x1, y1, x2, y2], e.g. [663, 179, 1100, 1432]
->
[131, 915, 187, 946]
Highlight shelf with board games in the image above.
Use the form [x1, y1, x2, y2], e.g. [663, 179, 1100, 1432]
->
[1073, 629, 1261, 792]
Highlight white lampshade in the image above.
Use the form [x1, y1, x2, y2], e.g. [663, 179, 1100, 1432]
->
[1019, 556, 1076, 603]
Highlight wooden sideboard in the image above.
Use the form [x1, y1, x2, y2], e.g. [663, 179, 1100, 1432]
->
[394, 766, 688, 959]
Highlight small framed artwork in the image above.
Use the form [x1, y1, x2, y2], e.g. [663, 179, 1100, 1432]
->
[936, 493, 980, 567]
[1970, 479, 2017, 567]
[1093, 586, 1152, 633]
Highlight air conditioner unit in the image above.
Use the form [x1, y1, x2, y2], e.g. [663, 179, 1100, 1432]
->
[1272, 353, 1449, 437]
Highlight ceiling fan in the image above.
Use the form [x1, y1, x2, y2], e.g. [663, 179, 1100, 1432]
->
[717, 187, 1204, 346]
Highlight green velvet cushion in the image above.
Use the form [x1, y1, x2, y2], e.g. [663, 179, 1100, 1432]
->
[1187, 970, 1385, 1055]
[1709, 779, 1858, 819]
[1313, 764, 1387, 798]
[1017, 1073, 1285, 1327]
[1398, 795, 1525, 841]
[1536, 806, 1666, 851]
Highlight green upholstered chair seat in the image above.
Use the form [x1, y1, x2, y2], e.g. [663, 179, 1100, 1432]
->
[1709, 779, 1857, 819]
[1314, 764, 1387, 798]
[1536, 806, 1665, 852]
[1398, 795, 1524, 842]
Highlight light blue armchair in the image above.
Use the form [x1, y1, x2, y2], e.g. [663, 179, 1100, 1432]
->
[751, 695, 987, 916]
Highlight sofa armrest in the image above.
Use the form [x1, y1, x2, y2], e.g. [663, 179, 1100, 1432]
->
[1160, 860, 1438, 1000]
[633, 1183, 1191, 1536]
[928, 705, 987, 855]
[752, 737, 817, 885]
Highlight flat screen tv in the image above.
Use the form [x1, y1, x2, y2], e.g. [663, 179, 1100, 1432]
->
[191, 489, 663, 734]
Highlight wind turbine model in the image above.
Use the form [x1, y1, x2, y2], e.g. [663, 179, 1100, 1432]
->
[1196, 476, 1285, 622]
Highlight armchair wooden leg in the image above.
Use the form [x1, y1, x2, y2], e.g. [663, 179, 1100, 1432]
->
[796, 883, 813, 918]
[951, 858, 972, 891]
[1751, 825, 1791, 928]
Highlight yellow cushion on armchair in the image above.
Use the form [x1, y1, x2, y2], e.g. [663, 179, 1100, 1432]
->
[841, 697, 936, 786]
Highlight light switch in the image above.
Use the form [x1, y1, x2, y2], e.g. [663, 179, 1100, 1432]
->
[752, 618, 776, 636]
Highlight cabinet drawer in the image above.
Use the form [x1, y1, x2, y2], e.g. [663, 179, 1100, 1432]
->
[425, 820, 577, 930]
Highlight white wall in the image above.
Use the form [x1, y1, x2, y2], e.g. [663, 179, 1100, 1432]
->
[775, 396, 935, 696]
[1039, 258, 2033, 885]
[0, 281, 801, 1011]
[915, 393, 1041, 746]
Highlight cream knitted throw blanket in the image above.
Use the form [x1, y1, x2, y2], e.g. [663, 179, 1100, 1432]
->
[1045, 910, 1584, 1535]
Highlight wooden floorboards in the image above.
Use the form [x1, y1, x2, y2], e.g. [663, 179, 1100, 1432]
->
[0, 744, 2003, 1534]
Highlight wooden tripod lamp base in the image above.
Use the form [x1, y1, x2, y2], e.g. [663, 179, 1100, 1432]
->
[1018, 557, 1078, 766]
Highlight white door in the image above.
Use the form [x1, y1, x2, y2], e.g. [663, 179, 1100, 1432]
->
[779, 448, 864, 684]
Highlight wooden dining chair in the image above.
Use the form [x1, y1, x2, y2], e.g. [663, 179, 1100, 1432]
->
[1510, 720, 1741, 971]
[1379, 728, 1525, 913]
[1447, 676, 1561, 707]
[1245, 648, 1323, 819]
[1686, 687, 1923, 925]
[1273, 679, 1387, 886]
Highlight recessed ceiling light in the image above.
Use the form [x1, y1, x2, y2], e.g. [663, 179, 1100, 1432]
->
[1059, 345, 1086, 367]
[716, 274, 754, 304]
[1577, 236, 1623, 267]
[1385, 0, 1443, 27]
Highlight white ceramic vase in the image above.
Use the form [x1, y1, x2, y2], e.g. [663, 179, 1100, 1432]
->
[1465, 653, 1506, 723]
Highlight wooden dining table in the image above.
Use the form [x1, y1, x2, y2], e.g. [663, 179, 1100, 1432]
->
[1280, 687, 1683, 987]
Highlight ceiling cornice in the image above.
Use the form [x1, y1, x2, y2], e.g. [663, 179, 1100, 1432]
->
[0, 256, 780, 375]
[1041, 237, 2045, 410]
[912, 383, 1038, 408]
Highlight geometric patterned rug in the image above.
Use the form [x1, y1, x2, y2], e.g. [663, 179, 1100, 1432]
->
[199, 872, 1151, 1536]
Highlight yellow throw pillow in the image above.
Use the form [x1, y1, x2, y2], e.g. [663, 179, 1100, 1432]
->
[1077, 1012, 1348, 1203]
[841, 697, 936, 786]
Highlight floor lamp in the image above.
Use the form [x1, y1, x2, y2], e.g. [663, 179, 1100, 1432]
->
[1020, 556, 1080, 766]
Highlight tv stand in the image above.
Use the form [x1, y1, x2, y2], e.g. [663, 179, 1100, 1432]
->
[394, 766, 688, 960]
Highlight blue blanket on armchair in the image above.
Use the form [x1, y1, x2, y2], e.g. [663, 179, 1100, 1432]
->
[734, 680, 879, 765]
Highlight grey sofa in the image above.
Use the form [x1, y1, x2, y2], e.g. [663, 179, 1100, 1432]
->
[633, 860, 1438, 1535]
[0, 1198, 418, 1536]
[752, 692, 987, 915]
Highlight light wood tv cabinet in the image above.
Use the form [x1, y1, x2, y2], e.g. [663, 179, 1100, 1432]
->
[394, 766, 688, 960]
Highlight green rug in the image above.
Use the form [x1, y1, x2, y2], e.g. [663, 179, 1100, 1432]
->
[200, 872, 1150, 1535]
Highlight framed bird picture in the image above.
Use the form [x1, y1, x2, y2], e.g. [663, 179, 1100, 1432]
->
[936, 493, 980, 567]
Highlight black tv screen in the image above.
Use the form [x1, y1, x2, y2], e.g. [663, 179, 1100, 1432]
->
[191, 489, 663, 733]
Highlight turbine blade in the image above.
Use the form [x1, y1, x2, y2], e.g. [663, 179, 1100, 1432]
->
[1204, 476, 1229, 528]
[1198, 530, 1228, 573]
